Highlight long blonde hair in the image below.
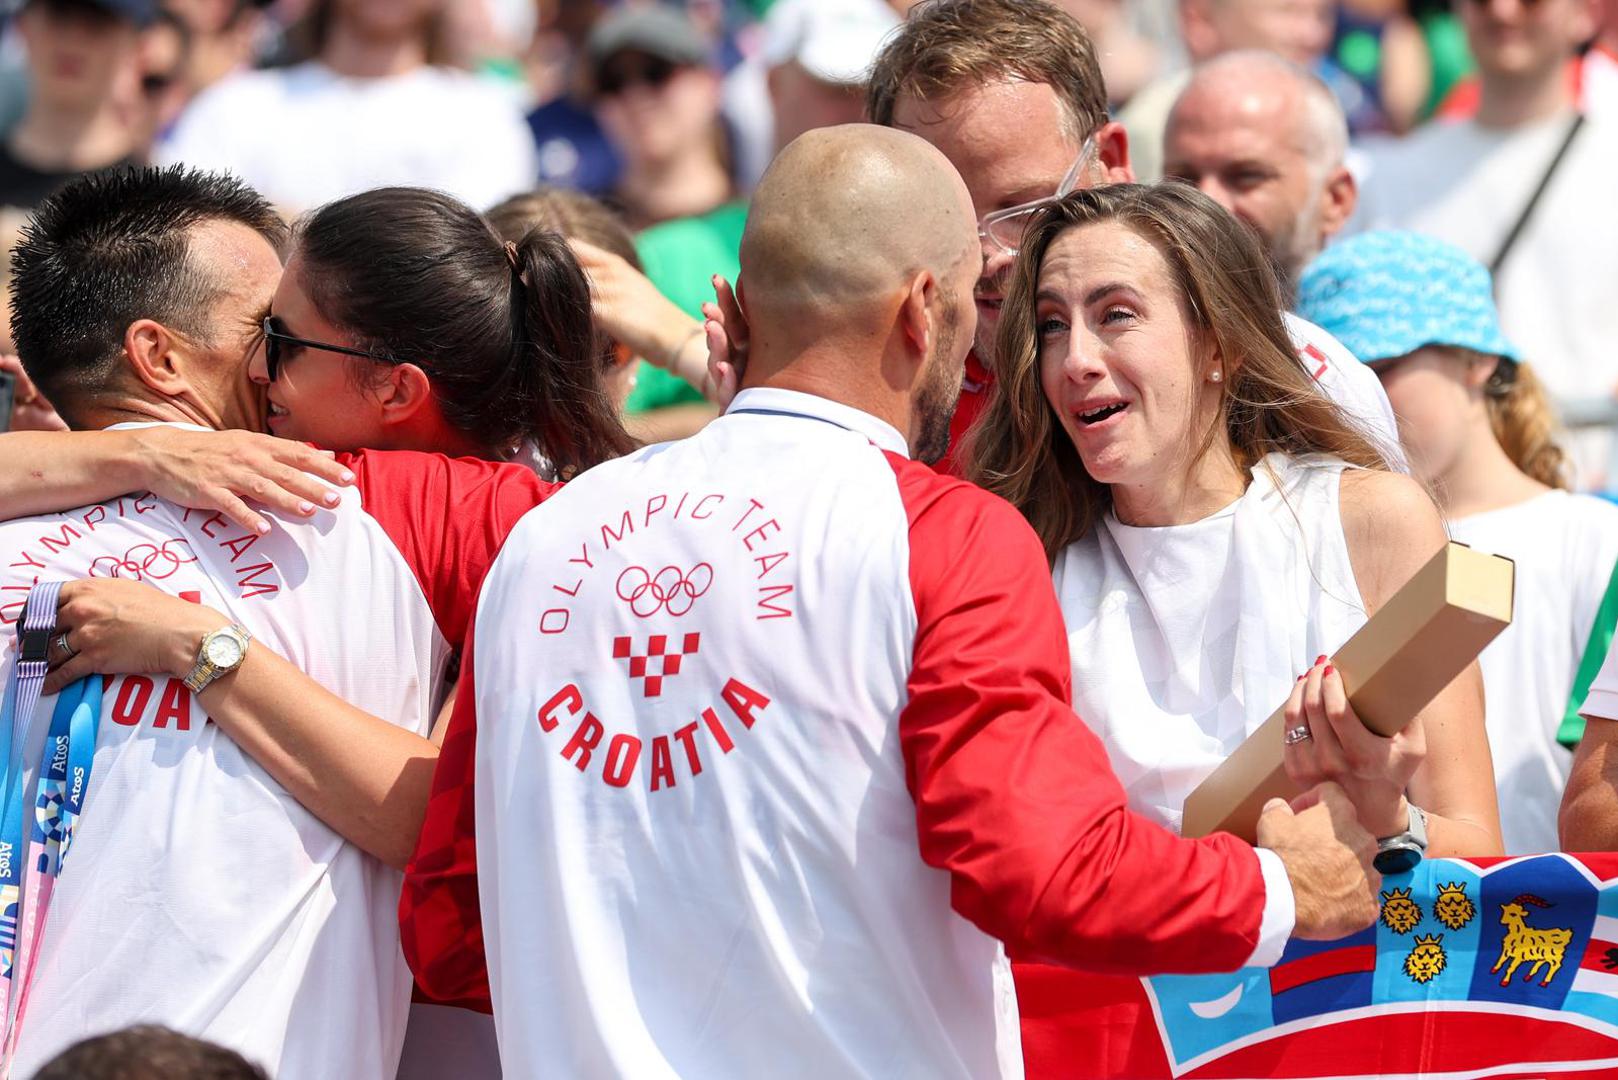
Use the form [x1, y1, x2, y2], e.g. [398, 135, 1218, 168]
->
[967, 183, 1393, 560]
[1475, 353, 1572, 490]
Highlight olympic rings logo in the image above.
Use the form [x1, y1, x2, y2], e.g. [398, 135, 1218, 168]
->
[615, 563, 714, 618]
[89, 539, 198, 582]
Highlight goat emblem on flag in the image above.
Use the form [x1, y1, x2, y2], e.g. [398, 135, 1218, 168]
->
[1142, 854, 1618, 1076]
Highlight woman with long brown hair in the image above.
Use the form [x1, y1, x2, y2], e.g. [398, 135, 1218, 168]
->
[1299, 230, 1618, 854]
[969, 183, 1501, 857]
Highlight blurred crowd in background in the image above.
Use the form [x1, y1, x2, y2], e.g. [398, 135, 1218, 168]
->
[0, 0, 1612, 472]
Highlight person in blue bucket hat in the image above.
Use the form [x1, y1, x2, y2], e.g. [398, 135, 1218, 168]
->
[1301, 229, 1618, 856]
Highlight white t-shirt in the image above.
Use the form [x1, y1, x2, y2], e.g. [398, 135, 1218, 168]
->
[1053, 453, 1366, 831]
[0, 429, 553, 1078]
[157, 63, 539, 213]
[1451, 490, 1618, 854]
[1353, 112, 1618, 407]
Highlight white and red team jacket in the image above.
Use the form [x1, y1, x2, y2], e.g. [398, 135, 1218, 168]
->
[0, 426, 554, 1079]
[401, 388, 1295, 1079]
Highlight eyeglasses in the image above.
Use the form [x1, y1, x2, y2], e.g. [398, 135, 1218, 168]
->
[261, 315, 395, 383]
[978, 135, 1098, 257]
[596, 55, 679, 98]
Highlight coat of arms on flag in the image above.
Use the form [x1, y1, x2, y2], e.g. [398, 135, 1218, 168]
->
[1016, 854, 1618, 1078]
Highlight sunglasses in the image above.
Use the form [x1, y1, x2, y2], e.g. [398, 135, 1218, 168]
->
[141, 71, 178, 97]
[261, 315, 395, 383]
[597, 55, 679, 98]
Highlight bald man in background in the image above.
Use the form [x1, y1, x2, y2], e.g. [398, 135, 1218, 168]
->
[1160, 50, 1407, 465]
[1121, 0, 1336, 180]
[400, 124, 1380, 1079]
[1164, 50, 1357, 298]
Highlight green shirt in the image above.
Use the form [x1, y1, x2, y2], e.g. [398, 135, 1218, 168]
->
[1563, 555, 1618, 747]
[625, 200, 750, 414]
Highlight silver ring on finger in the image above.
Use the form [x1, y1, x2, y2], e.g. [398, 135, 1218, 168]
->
[1284, 724, 1313, 746]
[55, 632, 77, 660]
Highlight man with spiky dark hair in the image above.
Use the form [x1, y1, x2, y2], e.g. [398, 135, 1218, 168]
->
[10, 165, 285, 430]
[0, 166, 561, 1077]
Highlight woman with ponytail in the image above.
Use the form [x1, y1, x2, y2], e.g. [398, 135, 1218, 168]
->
[262, 186, 635, 478]
[1298, 230, 1618, 853]
[0, 188, 644, 820]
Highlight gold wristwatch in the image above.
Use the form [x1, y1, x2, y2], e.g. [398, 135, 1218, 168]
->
[183, 623, 252, 693]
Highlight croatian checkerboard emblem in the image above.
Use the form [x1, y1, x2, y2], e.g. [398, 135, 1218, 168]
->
[614, 633, 702, 697]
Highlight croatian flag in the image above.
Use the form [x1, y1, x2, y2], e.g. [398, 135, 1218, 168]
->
[1017, 854, 1618, 1079]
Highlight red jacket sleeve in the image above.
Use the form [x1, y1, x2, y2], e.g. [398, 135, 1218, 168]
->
[399, 619, 491, 1011]
[890, 453, 1270, 974]
[338, 449, 559, 645]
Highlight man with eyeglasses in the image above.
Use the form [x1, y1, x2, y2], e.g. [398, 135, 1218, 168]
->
[0, 0, 150, 212]
[865, 0, 1401, 478]
[1356, 0, 1618, 482]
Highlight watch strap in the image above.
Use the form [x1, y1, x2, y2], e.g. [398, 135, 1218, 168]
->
[1373, 803, 1428, 874]
[181, 660, 217, 694]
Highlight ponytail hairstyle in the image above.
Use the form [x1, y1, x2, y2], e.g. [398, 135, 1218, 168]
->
[1473, 351, 1571, 490]
[292, 187, 636, 477]
[487, 188, 641, 381]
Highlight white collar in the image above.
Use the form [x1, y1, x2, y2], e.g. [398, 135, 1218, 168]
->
[725, 388, 910, 459]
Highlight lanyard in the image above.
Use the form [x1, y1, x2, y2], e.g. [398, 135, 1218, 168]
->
[0, 583, 59, 989]
[0, 584, 100, 1074]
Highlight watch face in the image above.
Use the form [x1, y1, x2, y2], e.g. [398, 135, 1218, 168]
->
[205, 633, 244, 669]
[1374, 845, 1422, 876]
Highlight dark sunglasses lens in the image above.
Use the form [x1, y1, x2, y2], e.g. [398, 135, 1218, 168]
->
[644, 58, 676, 87]
[261, 320, 280, 381]
[598, 56, 679, 96]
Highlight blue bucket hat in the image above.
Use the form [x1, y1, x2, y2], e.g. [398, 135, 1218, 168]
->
[1296, 231, 1519, 365]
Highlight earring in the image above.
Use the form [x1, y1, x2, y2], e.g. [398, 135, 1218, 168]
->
[1210, 370, 1223, 383]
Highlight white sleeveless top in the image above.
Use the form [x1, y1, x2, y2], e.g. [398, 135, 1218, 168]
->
[1052, 453, 1368, 833]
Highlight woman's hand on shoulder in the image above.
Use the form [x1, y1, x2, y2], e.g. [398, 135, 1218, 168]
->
[127, 427, 356, 536]
[1338, 469, 1447, 614]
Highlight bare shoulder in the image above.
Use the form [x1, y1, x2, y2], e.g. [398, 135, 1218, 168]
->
[1338, 468, 1447, 613]
[1338, 468, 1442, 535]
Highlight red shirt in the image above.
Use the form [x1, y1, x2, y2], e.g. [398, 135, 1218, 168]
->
[934, 350, 994, 478]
